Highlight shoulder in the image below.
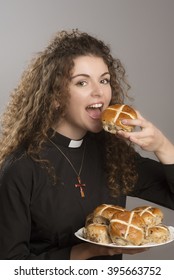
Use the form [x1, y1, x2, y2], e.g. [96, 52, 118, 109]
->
[0, 147, 49, 200]
[1, 147, 34, 175]
[0, 147, 43, 190]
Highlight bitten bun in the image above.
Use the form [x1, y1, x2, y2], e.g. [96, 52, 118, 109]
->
[132, 206, 163, 227]
[109, 211, 145, 246]
[101, 104, 137, 133]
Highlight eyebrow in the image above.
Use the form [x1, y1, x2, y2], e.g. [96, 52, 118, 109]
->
[71, 72, 110, 79]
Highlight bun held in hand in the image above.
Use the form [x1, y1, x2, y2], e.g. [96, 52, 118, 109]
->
[101, 104, 137, 133]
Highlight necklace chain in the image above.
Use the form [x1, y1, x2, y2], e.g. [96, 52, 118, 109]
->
[48, 138, 86, 197]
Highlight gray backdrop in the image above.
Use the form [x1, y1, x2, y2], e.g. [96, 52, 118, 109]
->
[0, 0, 174, 259]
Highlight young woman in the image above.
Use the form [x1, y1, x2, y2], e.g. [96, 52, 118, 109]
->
[0, 29, 174, 260]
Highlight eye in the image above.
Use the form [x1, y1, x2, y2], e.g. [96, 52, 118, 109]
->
[100, 78, 110, 84]
[76, 80, 87, 87]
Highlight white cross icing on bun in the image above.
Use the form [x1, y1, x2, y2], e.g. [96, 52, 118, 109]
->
[101, 104, 137, 133]
[132, 206, 164, 227]
[109, 210, 145, 246]
[93, 204, 125, 221]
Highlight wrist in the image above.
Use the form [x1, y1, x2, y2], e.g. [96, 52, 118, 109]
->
[155, 136, 174, 164]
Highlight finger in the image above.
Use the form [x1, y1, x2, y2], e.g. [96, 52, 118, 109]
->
[129, 130, 151, 139]
[121, 118, 149, 129]
[117, 129, 148, 139]
[117, 131, 151, 149]
[122, 248, 149, 255]
[107, 248, 122, 255]
[129, 135, 154, 150]
[117, 130, 132, 139]
[128, 136, 146, 147]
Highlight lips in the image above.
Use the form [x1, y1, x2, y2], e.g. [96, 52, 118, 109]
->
[86, 103, 103, 120]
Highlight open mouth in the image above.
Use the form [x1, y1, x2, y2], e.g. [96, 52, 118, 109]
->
[86, 103, 103, 119]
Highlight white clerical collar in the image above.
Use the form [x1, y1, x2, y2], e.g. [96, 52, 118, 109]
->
[68, 139, 83, 148]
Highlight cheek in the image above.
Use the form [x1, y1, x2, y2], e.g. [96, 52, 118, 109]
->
[105, 88, 112, 103]
[66, 99, 82, 117]
[69, 91, 86, 110]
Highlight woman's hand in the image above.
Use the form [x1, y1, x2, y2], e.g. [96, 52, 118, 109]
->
[117, 111, 174, 164]
[70, 242, 148, 260]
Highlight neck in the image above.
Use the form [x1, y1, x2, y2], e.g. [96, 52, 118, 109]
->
[52, 124, 87, 141]
[49, 127, 86, 148]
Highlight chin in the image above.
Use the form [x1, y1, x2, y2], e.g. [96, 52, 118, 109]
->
[89, 125, 103, 134]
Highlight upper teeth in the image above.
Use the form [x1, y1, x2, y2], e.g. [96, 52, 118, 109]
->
[88, 103, 102, 108]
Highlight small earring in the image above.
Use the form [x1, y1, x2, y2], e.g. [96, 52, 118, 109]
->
[54, 100, 60, 110]
[55, 106, 59, 110]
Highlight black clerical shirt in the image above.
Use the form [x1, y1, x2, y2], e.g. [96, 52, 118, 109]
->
[0, 131, 174, 259]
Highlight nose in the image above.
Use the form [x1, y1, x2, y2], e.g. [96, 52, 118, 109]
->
[91, 81, 103, 97]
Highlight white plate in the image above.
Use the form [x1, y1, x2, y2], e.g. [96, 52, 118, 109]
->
[74, 226, 174, 249]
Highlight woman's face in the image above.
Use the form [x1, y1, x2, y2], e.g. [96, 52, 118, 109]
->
[55, 55, 112, 139]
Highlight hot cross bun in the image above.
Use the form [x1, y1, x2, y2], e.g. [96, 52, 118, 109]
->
[109, 210, 146, 246]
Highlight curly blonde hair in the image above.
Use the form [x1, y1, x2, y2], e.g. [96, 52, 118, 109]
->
[0, 29, 137, 196]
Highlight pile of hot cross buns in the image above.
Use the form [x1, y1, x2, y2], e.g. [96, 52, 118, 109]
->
[83, 204, 170, 246]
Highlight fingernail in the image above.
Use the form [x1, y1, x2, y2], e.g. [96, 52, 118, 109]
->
[121, 119, 127, 124]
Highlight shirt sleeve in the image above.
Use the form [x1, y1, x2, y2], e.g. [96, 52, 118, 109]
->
[131, 153, 174, 209]
[0, 154, 71, 260]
